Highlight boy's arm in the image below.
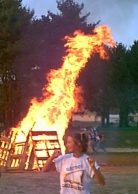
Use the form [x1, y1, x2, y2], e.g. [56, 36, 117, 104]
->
[88, 158, 105, 186]
[91, 165, 105, 186]
[42, 150, 61, 172]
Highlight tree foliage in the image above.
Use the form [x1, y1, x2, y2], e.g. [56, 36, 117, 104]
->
[0, 0, 138, 130]
[15, 0, 96, 118]
[0, 0, 34, 130]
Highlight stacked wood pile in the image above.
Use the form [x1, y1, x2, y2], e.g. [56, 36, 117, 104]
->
[0, 130, 61, 171]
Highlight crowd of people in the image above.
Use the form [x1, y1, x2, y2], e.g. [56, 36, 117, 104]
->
[81, 127, 106, 153]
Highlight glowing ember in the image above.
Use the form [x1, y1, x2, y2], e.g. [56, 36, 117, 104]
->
[11, 25, 115, 160]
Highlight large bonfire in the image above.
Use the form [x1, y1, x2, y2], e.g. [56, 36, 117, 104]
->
[11, 26, 115, 156]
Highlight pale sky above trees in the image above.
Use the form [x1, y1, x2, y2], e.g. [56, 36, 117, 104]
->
[22, 0, 138, 46]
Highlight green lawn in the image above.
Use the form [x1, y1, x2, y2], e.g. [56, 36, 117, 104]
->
[94, 152, 138, 166]
[100, 126, 138, 148]
[73, 121, 138, 148]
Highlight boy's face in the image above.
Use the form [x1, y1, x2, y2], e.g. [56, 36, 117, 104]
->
[66, 136, 80, 153]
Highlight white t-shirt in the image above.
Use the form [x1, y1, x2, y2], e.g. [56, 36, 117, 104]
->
[54, 153, 100, 194]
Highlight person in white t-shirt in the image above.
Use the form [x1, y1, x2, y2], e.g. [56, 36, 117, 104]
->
[42, 131, 105, 194]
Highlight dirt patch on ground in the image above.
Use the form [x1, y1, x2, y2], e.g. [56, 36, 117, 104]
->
[0, 166, 138, 194]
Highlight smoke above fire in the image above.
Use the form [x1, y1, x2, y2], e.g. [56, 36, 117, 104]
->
[11, 26, 115, 154]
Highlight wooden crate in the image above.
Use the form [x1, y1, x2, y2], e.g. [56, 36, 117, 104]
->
[1, 130, 61, 171]
[0, 136, 12, 168]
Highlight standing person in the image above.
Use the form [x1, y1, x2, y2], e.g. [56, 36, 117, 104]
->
[42, 131, 105, 194]
[96, 133, 106, 152]
[90, 127, 97, 152]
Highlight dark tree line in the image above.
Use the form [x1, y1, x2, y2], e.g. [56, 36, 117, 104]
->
[79, 42, 138, 127]
[0, 0, 138, 132]
[0, 0, 34, 129]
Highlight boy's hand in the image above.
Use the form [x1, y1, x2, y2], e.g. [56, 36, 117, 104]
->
[52, 149, 61, 159]
[87, 157, 95, 168]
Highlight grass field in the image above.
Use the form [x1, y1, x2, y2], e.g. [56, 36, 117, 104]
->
[0, 152, 138, 194]
[73, 121, 138, 148]
[1, 122, 138, 193]
[0, 166, 138, 194]
[100, 126, 138, 148]
[94, 152, 138, 166]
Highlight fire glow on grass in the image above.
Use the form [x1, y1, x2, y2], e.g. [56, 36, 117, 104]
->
[12, 26, 115, 154]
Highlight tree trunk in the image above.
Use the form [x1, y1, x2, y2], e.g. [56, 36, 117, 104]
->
[119, 104, 129, 127]
[101, 113, 106, 126]
[101, 106, 110, 126]
[106, 112, 110, 125]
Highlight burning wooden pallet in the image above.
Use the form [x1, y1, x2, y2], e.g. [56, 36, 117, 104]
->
[0, 135, 11, 168]
[0, 130, 61, 171]
[0, 129, 17, 169]
[30, 130, 61, 170]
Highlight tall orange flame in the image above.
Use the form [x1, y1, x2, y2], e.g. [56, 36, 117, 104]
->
[12, 26, 115, 154]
